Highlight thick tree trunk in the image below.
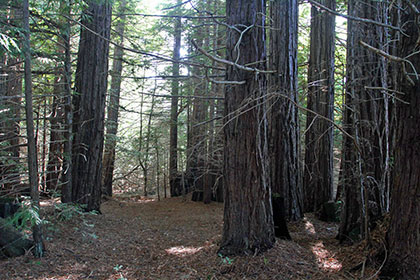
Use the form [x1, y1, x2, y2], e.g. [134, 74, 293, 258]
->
[219, 0, 275, 256]
[269, 0, 303, 221]
[338, 0, 390, 243]
[169, 1, 182, 197]
[102, 0, 127, 197]
[303, 0, 335, 213]
[382, 4, 420, 278]
[72, 0, 111, 211]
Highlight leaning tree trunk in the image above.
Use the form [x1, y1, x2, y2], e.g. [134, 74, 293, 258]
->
[219, 0, 275, 256]
[382, 3, 420, 278]
[72, 0, 111, 211]
[102, 0, 127, 197]
[303, 0, 335, 213]
[269, 0, 303, 221]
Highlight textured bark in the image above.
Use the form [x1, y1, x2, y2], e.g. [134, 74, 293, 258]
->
[269, 0, 303, 221]
[169, 1, 182, 197]
[72, 0, 111, 211]
[382, 3, 420, 278]
[338, 0, 390, 243]
[102, 0, 127, 197]
[219, 0, 275, 256]
[303, 0, 335, 213]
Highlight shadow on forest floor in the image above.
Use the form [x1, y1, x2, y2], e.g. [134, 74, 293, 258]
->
[0, 195, 384, 279]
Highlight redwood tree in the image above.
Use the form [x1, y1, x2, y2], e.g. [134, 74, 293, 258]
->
[303, 0, 335, 213]
[269, 0, 303, 221]
[338, 0, 390, 243]
[382, 3, 420, 278]
[219, 0, 275, 256]
[169, 0, 182, 197]
[72, 0, 112, 211]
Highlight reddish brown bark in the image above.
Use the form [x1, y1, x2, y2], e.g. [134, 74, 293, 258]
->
[72, 0, 111, 211]
[219, 0, 275, 256]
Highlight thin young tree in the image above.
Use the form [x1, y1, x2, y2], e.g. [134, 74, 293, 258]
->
[219, 0, 275, 256]
[23, 0, 44, 257]
[60, 0, 73, 203]
[72, 0, 112, 211]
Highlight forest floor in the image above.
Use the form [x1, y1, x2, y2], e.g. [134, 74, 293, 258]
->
[0, 194, 386, 279]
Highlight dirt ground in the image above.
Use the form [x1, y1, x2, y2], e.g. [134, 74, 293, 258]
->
[0, 195, 385, 279]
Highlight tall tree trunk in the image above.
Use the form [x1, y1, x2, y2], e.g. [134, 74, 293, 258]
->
[303, 0, 335, 213]
[169, 0, 182, 197]
[269, 0, 303, 221]
[102, 0, 127, 197]
[72, 0, 111, 211]
[338, 0, 390, 243]
[60, 1, 73, 203]
[187, 25, 208, 194]
[382, 3, 420, 278]
[219, 0, 275, 256]
[23, 0, 44, 257]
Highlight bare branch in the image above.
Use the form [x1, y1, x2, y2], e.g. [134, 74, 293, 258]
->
[359, 40, 418, 85]
[191, 40, 275, 74]
[307, 0, 402, 31]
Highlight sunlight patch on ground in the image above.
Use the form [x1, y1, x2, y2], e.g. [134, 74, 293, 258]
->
[311, 241, 342, 272]
[165, 246, 203, 257]
[304, 219, 316, 235]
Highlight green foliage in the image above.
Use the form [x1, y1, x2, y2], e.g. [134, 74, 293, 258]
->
[6, 201, 43, 232]
[0, 33, 21, 56]
[218, 253, 234, 265]
[113, 264, 127, 280]
[53, 203, 98, 221]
